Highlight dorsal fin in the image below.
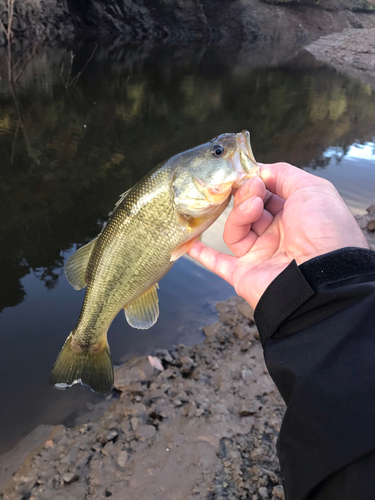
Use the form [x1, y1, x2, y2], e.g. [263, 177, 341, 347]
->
[124, 284, 159, 329]
[65, 238, 98, 290]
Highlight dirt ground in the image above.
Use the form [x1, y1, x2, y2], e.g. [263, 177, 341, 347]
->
[0, 298, 285, 500]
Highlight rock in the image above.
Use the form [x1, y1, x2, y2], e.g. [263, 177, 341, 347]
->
[130, 417, 139, 431]
[149, 389, 164, 399]
[367, 219, 375, 231]
[155, 403, 175, 419]
[367, 204, 375, 214]
[126, 382, 145, 395]
[233, 323, 249, 340]
[76, 452, 91, 468]
[123, 403, 147, 417]
[117, 450, 128, 468]
[120, 420, 131, 433]
[258, 486, 270, 499]
[157, 368, 177, 381]
[61, 443, 79, 463]
[215, 301, 227, 313]
[241, 339, 251, 351]
[237, 300, 255, 322]
[114, 356, 156, 391]
[182, 402, 197, 417]
[155, 349, 173, 363]
[203, 321, 224, 338]
[259, 466, 279, 484]
[356, 215, 368, 229]
[191, 367, 202, 380]
[136, 425, 156, 440]
[218, 309, 238, 326]
[180, 355, 195, 374]
[272, 485, 285, 499]
[106, 430, 118, 442]
[62, 472, 78, 484]
[177, 391, 189, 402]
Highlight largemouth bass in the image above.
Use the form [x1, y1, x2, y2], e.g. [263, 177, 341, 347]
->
[50, 131, 259, 395]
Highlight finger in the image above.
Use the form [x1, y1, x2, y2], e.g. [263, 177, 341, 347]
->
[233, 176, 266, 208]
[260, 162, 322, 200]
[224, 196, 264, 256]
[264, 190, 285, 216]
[251, 209, 274, 237]
[188, 241, 236, 285]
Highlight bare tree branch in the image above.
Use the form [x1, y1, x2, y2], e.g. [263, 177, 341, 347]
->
[14, 44, 37, 83]
[69, 44, 98, 87]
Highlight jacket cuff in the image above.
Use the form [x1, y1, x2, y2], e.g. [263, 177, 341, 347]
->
[254, 247, 375, 348]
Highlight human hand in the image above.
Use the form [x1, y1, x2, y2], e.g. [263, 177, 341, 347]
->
[188, 162, 369, 310]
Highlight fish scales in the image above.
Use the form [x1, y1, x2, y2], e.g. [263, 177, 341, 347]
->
[78, 164, 185, 342]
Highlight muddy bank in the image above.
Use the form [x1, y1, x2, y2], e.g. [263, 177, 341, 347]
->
[2, 0, 375, 46]
[0, 297, 285, 500]
[306, 28, 375, 89]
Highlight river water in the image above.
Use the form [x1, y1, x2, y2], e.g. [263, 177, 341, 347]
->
[0, 41, 374, 454]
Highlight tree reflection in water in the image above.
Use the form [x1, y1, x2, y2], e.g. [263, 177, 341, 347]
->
[0, 42, 375, 313]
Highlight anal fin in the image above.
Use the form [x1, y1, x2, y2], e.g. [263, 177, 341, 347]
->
[65, 238, 97, 290]
[124, 284, 159, 330]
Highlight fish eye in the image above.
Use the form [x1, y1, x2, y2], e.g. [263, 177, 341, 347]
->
[211, 144, 224, 157]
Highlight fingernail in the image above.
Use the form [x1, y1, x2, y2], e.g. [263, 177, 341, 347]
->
[238, 196, 256, 211]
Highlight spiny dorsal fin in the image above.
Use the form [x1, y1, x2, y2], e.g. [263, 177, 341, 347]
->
[124, 284, 159, 329]
[65, 238, 97, 290]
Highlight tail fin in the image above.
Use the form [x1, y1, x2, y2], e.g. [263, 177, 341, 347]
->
[49, 333, 114, 396]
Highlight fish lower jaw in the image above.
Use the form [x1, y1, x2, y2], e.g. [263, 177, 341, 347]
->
[231, 171, 259, 189]
[229, 150, 259, 184]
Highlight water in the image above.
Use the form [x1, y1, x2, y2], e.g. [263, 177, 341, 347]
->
[0, 41, 374, 454]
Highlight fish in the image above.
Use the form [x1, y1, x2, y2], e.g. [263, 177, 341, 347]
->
[49, 130, 259, 395]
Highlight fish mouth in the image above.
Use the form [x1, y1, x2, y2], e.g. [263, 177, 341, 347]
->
[230, 130, 260, 189]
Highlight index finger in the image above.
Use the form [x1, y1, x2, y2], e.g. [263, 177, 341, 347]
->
[260, 162, 322, 200]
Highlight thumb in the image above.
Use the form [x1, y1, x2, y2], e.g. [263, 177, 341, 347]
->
[260, 162, 323, 201]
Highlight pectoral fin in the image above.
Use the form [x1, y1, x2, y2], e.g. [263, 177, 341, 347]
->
[65, 238, 97, 290]
[124, 284, 159, 329]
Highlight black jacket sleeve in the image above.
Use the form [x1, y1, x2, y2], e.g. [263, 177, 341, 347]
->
[254, 247, 375, 500]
